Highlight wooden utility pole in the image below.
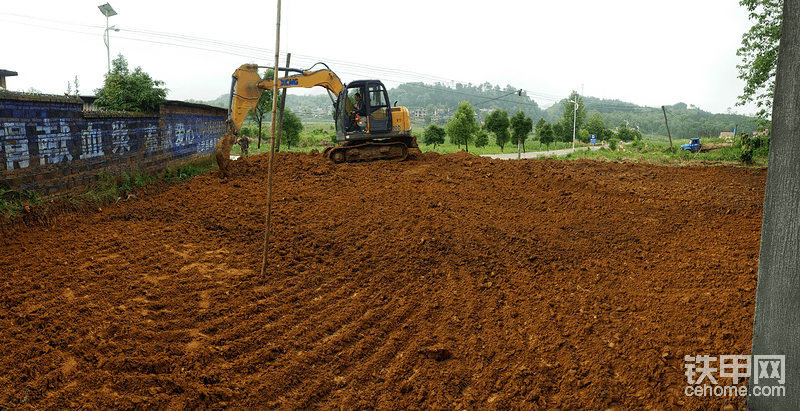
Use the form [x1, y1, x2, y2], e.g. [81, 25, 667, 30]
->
[275, 53, 291, 152]
[661, 106, 674, 152]
[261, 0, 281, 277]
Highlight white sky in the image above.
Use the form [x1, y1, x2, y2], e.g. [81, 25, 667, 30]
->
[1, 0, 759, 115]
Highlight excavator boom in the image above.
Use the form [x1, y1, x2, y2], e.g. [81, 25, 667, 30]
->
[227, 63, 343, 136]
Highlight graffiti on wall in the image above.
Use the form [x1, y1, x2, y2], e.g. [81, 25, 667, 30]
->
[37, 118, 73, 165]
[1, 118, 221, 172]
[111, 121, 130, 154]
[1, 122, 29, 170]
[80, 123, 104, 160]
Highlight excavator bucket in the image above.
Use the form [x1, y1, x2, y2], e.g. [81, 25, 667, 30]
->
[215, 126, 237, 178]
[216, 64, 264, 178]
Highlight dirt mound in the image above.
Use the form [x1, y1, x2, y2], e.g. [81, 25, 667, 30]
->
[0, 152, 766, 410]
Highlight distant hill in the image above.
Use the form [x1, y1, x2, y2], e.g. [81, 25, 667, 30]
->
[190, 85, 760, 139]
[186, 94, 227, 108]
[188, 93, 335, 121]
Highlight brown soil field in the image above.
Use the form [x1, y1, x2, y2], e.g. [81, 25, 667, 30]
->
[0, 151, 766, 410]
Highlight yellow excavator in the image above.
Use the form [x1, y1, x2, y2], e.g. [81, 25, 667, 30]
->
[215, 63, 416, 175]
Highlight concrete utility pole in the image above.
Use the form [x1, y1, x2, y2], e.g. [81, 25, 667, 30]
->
[661, 106, 674, 152]
[571, 92, 577, 152]
[518, 89, 522, 159]
[748, 0, 800, 408]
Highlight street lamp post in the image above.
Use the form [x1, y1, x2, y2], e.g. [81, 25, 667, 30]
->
[570, 95, 578, 152]
[98, 3, 118, 73]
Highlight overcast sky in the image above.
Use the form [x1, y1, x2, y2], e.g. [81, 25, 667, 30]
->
[1, 0, 759, 115]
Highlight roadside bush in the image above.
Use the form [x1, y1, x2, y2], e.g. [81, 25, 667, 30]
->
[240, 126, 256, 137]
[0, 188, 40, 215]
[752, 136, 770, 157]
[738, 133, 770, 164]
[627, 140, 646, 152]
[301, 126, 336, 148]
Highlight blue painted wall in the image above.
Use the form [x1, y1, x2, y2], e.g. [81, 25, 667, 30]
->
[0, 91, 226, 196]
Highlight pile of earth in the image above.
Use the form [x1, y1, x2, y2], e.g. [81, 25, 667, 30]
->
[0, 151, 765, 410]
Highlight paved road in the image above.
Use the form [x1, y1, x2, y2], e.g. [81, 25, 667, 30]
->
[481, 145, 606, 160]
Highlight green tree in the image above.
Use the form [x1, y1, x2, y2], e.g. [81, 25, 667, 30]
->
[585, 112, 606, 138]
[534, 118, 547, 137]
[510, 110, 534, 152]
[445, 101, 478, 152]
[485, 109, 511, 153]
[578, 129, 591, 144]
[66, 76, 80, 97]
[249, 69, 276, 148]
[736, 0, 783, 124]
[601, 128, 616, 142]
[423, 123, 446, 149]
[534, 118, 547, 147]
[539, 122, 555, 151]
[474, 129, 489, 148]
[280, 109, 303, 149]
[617, 126, 636, 141]
[552, 121, 568, 143]
[94, 54, 168, 113]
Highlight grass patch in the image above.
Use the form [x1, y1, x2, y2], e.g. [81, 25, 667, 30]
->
[0, 187, 41, 215]
[237, 133, 769, 168]
[562, 138, 768, 167]
[161, 156, 217, 183]
[3, 156, 218, 222]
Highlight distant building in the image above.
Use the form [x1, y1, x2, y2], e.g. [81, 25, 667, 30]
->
[80, 95, 100, 111]
[0, 69, 18, 89]
[719, 131, 735, 139]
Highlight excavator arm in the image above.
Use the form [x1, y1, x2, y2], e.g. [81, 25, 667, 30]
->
[216, 63, 344, 176]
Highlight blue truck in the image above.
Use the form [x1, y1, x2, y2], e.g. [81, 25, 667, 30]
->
[680, 138, 702, 153]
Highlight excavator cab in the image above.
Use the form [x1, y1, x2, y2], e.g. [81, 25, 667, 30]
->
[335, 80, 393, 142]
[326, 78, 416, 163]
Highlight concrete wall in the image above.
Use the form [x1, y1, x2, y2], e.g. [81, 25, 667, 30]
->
[0, 90, 226, 197]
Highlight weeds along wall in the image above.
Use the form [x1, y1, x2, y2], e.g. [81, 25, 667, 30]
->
[0, 90, 226, 197]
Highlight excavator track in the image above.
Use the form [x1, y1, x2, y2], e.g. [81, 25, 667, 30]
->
[323, 141, 409, 164]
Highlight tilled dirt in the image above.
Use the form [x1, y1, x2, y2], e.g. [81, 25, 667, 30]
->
[0, 151, 766, 410]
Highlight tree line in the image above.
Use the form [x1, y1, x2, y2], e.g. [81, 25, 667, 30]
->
[421, 92, 635, 153]
[272, 80, 761, 144]
[419, 88, 767, 154]
[389, 82, 543, 122]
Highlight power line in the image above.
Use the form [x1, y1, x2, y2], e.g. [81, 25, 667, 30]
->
[1, 11, 644, 113]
